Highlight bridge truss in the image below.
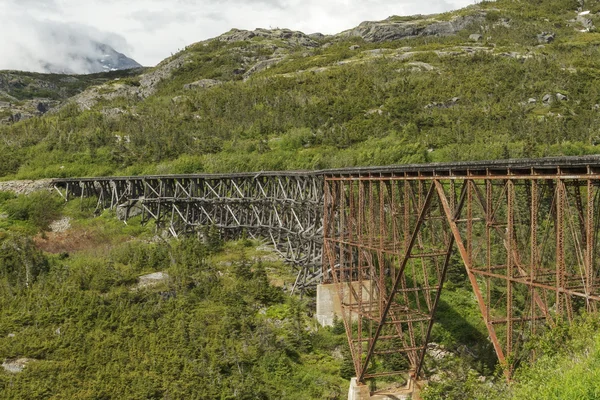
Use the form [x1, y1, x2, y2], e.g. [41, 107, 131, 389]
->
[323, 158, 600, 382]
[53, 172, 324, 291]
[52, 156, 600, 383]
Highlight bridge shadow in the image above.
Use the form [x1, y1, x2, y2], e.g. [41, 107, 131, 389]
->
[432, 295, 498, 373]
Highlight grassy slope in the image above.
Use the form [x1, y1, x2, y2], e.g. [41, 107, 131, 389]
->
[0, 194, 348, 399]
[2, 0, 600, 179]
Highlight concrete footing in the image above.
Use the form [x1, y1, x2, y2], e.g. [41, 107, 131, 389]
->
[348, 378, 371, 400]
[316, 283, 339, 327]
[346, 375, 424, 400]
[316, 282, 374, 327]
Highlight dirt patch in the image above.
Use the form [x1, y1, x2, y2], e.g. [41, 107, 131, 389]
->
[34, 228, 108, 254]
[0, 179, 53, 195]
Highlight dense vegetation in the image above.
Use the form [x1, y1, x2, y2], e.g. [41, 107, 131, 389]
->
[0, 194, 351, 399]
[2, 0, 600, 179]
[2, 0, 600, 398]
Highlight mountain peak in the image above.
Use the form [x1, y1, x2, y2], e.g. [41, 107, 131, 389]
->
[41, 42, 142, 75]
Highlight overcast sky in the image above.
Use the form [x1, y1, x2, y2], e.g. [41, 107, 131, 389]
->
[0, 0, 481, 72]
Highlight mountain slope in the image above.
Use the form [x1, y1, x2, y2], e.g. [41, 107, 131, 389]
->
[40, 42, 142, 74]
[1, 0, 600, 179]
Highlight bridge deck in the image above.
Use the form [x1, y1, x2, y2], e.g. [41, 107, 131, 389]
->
[51, 155, 600, 184]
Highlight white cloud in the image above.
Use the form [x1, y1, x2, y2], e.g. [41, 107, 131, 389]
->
[0, 0, 481, 72]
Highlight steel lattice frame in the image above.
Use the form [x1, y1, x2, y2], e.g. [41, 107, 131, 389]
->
[52, 156, 600, 382]
[323, 161, 600, 383]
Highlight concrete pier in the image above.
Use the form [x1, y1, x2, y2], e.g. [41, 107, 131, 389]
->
[348, 378, 371, 400]
[316, 283, 340, 327]
[315, 281, 374, 327]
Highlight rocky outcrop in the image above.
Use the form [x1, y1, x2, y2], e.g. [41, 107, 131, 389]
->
[183, 79, 222, 90]
[537, 32, 556, 44]
[218, 28, 319, 48]
[2, 358, 35, 373]
[0, 98, 61, 125]
[337, 12, 486, 43]
[70, 54, 190, 110]
[243, 58, 284, 80]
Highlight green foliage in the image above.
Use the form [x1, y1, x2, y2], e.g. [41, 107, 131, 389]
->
[1, 191, 63, 231]
[0, 234, 49, 290]
[1, 1, 600, 178]
[0, 235, 348, 399]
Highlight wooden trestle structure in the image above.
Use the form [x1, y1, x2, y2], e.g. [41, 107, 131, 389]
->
[52, 172, 324, 291]
[53, 156, 600, 383]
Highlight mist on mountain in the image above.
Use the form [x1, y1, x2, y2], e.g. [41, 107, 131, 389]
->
[0, 17, 141, 74]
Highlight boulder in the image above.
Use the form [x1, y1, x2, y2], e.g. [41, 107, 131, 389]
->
[243, 58, 284, 79]
[577, 15, 595, 30]
[183, 79, 222, 90]
[2, 358, 34, 373]
[537, 32, 555, 44]
[349, 45, 361, 50]
[469, 33, 483, 42]
[338, 13, 486, 43]
[308, 32, 325, 40]
[542, 93, 554, 104]
[556, 92, 568, 101]
[407, 61, 436, 71]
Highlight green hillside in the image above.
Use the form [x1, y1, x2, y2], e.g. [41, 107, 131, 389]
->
[2, 0, 600, 179]
[3, 0, 600, 399]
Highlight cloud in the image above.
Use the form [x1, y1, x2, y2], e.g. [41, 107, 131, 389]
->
[0, 0, 481, 73]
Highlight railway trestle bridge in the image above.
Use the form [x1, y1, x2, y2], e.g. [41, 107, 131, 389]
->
[52, 156, 600, 394]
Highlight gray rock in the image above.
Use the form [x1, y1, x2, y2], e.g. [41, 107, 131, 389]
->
[101, 107, 126, 118]
[349, 45, 361, 50]
[338, 12, 486, 43]
[542, 93, 554, 104]
[117, 200, 144, 221]
[469, 33, 483, 42]
[183, 79, 222, 90]
[2, 358, 33, 373]
[135, 272, 170, 289]
[308, 32, 325, 40]
[243, 58, 284, 79]
[425, 97, 460, 109]
[556, 92, 568, 101]
[528, 98, 537, 104]
[407, 61, 435, 71]
[218, 28, 319, 48]
[537, 32, 555, 44]
[577, 15, 595, 30]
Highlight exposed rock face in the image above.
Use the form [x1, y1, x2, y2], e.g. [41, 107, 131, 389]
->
[243, 58, 284, 80]
[2, 358, 34, 373]
[135, 272, 170, 290]
[183, 79, 222, 90]
[218, 28, 319, 48]
[70, 54, 189, 110]
[338, 13, 486, 42]
[577, 15, 595, 30]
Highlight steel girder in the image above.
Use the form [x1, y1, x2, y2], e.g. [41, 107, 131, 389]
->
[323, 165, 600, 383]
